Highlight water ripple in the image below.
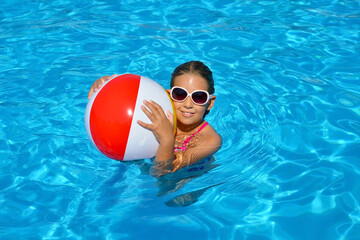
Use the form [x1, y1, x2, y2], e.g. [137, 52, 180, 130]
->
[1, 0, 360, 239]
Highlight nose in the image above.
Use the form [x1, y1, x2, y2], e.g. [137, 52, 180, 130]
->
[183, 95, 193, 108]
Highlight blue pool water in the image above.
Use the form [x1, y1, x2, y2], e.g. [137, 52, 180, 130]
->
[1, 1, 360, 239]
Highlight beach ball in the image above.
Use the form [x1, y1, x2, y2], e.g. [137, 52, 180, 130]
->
[85, 74, 176, 161]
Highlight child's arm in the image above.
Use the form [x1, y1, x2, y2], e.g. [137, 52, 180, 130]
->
[137, 100, 176, 176]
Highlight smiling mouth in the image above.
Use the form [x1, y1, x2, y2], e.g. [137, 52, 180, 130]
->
[181, 111, 194, 117]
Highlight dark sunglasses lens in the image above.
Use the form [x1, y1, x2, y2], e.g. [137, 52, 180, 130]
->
[192, 91, 208, 104]
[172, 88, 187, 101]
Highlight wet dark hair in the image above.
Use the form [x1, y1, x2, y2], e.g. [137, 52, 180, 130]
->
[170, 61, 215, 94]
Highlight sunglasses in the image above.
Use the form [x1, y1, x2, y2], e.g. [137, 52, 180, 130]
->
[170, 86, 212, 105]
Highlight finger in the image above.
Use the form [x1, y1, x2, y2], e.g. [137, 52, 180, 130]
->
[88, 75, 114, 99]
[167, 110, 174, 126]
[88, 77, 106, 98]
[95, 78, 106, 89]
[141, 104, 156, 122]
[88, 89, 94, 99]
[92, 85, 100, 95]
[137, 120, 153, 130]
[143, 100, 162, 117]
[147, 100, 166, 117]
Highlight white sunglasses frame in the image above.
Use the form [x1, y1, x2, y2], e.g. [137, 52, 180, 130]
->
[170, 86, 212, 105]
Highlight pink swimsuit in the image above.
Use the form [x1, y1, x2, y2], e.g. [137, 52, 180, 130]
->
[174, 122, 209, 152]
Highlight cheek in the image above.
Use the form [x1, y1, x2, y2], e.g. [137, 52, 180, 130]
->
[195, 105, 207, 115]
[174, 102, 182, 109]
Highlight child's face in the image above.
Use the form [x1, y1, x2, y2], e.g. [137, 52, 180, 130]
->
[170, 73, 215, 129]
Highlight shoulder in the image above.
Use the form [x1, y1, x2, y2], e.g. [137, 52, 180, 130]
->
[201, 123, 222, 149]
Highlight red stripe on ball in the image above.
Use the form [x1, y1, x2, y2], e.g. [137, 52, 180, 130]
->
[89, 74, 140, 160]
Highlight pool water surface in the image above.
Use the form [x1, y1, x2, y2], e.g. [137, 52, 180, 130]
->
[0, 0, 360, 239]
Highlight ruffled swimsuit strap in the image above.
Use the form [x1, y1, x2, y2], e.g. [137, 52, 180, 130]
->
[175, 121, 209, 152]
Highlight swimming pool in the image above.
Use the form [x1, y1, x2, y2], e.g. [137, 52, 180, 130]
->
[1, 0, 359, 239]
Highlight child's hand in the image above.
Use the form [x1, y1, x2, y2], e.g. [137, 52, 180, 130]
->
[87, 74, 117, 99]
[137, 100, 174, 144]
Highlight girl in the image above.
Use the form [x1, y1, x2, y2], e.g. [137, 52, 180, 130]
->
[88, 61, 222, 177]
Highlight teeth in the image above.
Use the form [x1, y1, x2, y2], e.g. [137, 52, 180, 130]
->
[183, 112, 193, 116]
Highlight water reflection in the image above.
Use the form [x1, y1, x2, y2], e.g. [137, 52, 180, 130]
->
[155, 156, 219, 197]
[165, 182, 225, 207]
[135, 156, 222, 206]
